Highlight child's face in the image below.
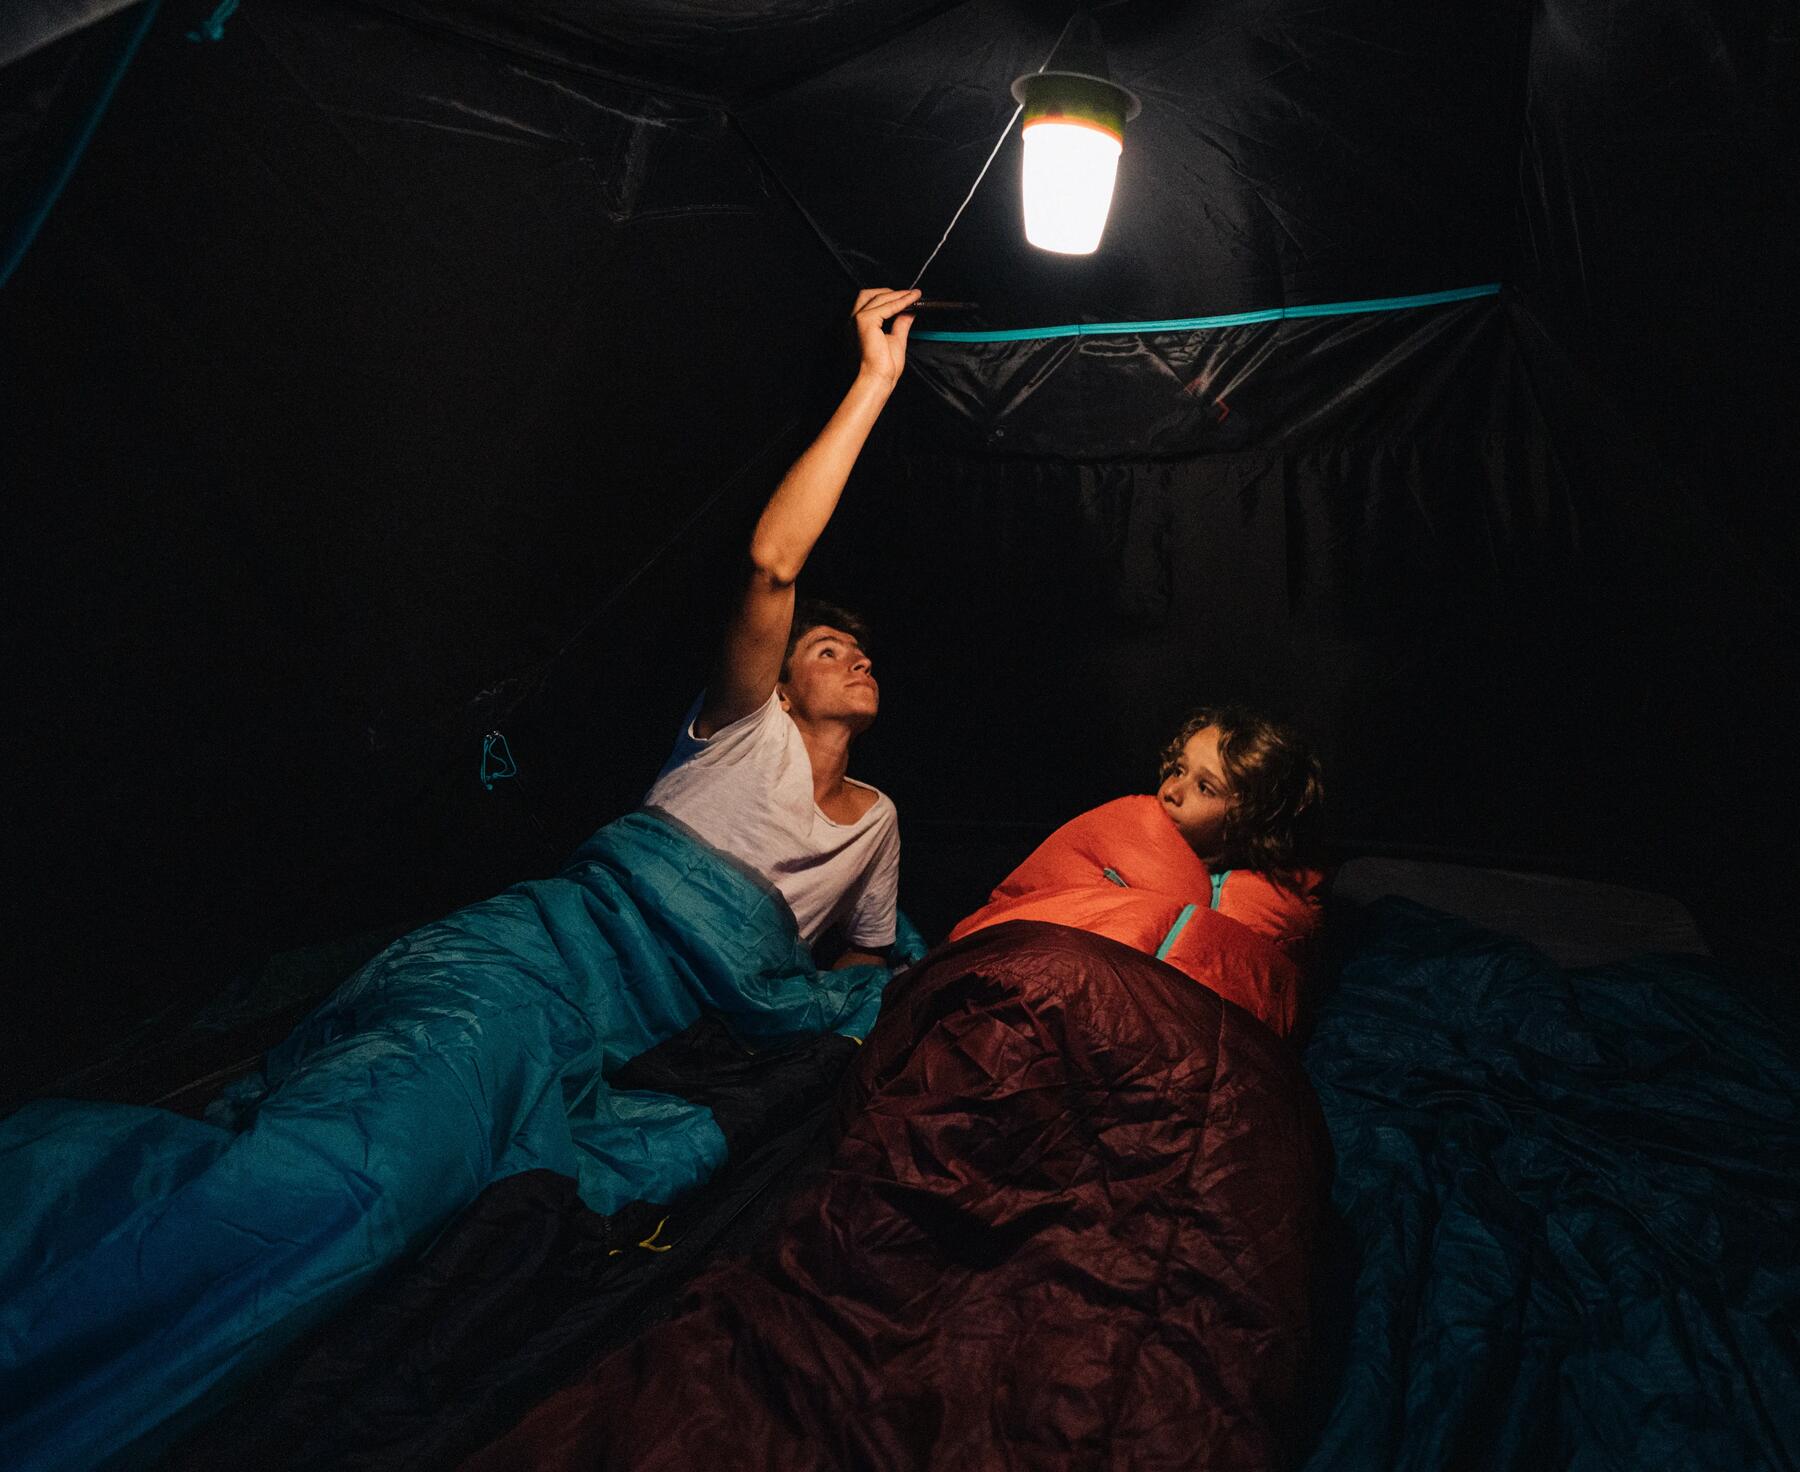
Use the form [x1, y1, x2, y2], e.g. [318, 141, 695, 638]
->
[1159, 725, 1234, 864]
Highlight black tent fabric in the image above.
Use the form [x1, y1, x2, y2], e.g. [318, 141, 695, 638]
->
[0, 0, 146, 70]
[2, 6, 1792, 1074]
[1, 0, 1798, 1462]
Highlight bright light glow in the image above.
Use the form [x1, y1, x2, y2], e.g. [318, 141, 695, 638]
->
[1021, 119, 1122, 255]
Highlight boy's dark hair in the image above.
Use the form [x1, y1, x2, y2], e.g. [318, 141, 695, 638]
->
[1160, 705, 1326, 880]
[781, 598, 872, 680]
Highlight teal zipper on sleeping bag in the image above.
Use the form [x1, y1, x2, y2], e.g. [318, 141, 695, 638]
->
[1152, 872, 1231, 960]
[1155, 904, 1198, 961]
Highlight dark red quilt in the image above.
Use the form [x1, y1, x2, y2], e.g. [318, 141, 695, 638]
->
[463, 920, 1329, 1471]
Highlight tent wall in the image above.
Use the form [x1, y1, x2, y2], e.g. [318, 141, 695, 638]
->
[2, 0, 1795, 1094]
[1517, 0, 1800, 573]
[0, 0, 851, 1093]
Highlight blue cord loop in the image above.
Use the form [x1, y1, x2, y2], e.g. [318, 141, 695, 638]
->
[480, 731, 518, 791]
[187, 0, 239, 43]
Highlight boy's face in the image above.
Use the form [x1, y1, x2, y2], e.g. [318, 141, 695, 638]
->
[1159, 725, 1234, 864]
[779, 625, 878, 732]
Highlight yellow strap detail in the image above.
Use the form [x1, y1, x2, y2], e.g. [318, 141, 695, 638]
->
[637, 1217, 674, 1253]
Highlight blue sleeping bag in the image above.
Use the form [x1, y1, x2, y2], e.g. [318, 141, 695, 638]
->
[1300, 898, 1800, 1471]
[0, 812, 916, 1471]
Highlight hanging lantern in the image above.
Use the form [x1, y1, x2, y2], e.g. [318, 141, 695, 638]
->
[1011, 13, 1141, 255]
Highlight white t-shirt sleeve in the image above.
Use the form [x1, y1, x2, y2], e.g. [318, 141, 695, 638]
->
[842, 807, 901, 949]
[646, 688, 783, 797]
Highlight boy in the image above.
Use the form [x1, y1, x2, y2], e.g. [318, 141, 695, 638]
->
[644, 287, 920, 967]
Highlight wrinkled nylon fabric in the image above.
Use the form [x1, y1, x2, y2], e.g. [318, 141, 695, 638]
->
[896, 291, 1514, 458]
[463, 920, 1329, 1471]
[170, 1022, 870, 1471]
[1300, 899, 1800, 1471]
[0, 812, 904, 1472]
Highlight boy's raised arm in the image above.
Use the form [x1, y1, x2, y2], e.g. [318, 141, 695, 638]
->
[695, 287, 920, 738]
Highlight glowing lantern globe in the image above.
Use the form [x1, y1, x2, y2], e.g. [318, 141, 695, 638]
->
[1011, 17, 1141, 255]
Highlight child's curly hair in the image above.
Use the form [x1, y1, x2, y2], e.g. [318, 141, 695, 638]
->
[1160, 705, 1326, 880]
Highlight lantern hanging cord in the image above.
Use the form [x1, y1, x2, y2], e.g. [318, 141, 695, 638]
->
[907, 6, 1089, 290]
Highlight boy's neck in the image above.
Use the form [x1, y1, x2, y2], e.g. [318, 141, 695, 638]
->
[789, 713, 856, 804]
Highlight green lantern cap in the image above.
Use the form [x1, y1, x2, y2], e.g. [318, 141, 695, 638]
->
[1012, 73, 1136, 141]
[1010, 11, 1142, 138]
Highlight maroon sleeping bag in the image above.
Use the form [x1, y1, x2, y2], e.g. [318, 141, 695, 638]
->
[462, 921, 1329, 1471]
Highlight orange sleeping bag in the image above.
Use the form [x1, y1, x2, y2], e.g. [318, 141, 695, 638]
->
[948, 795, 1327, 1037]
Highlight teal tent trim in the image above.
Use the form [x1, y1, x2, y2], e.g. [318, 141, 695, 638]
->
[0, 0, 162, 291]
[910, 282, 1502, 343]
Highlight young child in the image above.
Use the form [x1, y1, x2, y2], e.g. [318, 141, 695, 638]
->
[1153, 705, 1326, 882]
[949, 706, 1328, 1036]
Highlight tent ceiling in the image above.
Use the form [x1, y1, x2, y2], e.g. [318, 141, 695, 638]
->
[1, 0, 141, 67]
[368, 0, 972, 103]
[363, 0, 1524, 323]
